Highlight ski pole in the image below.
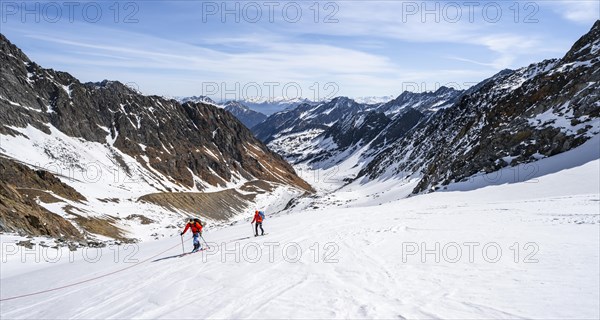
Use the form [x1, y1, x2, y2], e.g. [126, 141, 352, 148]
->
[200, 235, 210, 249]
[180, 235, 185, 253]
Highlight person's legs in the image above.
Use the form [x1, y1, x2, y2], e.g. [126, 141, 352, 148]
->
[192, 233, 200, 251]
[258, 222, 264, 235]
[255, 223, 259, 236]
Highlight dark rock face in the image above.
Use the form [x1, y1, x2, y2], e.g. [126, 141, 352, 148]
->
[0, 158, 83, 240]
[324, 111, 392, 150]
[370, 108, 424, 149]
[223, 101, 267, 129]
[360, 20, 600, 193]
[0, 33, 311, 193]
[0, 157, 86, 202]
[0, 180, 81, 240]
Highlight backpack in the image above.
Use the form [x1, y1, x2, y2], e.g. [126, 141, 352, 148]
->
[193, 218, 206, 227]
[258, 211, 265, 220]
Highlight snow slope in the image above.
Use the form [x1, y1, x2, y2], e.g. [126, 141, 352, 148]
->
[0, 122, 302, 242]
[1, 135, 598, 319]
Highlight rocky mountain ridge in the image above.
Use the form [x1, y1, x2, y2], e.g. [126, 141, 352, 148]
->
[257, 21, 600, 195]
[0, 33, 311, 244]
[223, 101, 268, 129]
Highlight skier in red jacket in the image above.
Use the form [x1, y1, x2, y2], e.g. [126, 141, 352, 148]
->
[251, 210, 264, 237]
[181, 218, 203, 252]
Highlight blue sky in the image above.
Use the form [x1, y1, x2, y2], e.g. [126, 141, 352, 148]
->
[1, 1, 598, 101]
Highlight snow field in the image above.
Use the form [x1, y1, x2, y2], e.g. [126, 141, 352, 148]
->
[1, 146, 598, 318]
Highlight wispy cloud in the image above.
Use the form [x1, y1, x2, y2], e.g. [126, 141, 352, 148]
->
[1, 0, 595, 98]
[14, 24, 404, 97]
[553, 1, 599, 24]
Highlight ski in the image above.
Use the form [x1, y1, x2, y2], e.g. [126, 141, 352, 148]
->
[178, 248, 206, 258]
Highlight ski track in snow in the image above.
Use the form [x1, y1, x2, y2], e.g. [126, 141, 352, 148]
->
[1, 155, 599, 318]
[1, 136, 599, 319]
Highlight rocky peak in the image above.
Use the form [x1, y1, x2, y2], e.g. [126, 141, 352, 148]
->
[223, 100, 267, 129]
[380, 86, 463, 116]
[178, 95, 217, 105]
[562, 19, 600, 63]
[0, 33, 30, 64]
[225, 100, 249, 110]
[0, 34, 312, 193]
[358, 21, 600, 193]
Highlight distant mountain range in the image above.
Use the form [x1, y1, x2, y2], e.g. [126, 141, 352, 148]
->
[222, 101, 268, 129]
[253, 20, 600, 194]
[234, 97, 315, 115]
[175, 96, 397, 129]
[173, 96, 310, 128]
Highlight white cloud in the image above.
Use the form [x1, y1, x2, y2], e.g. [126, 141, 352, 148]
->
[4, 0, 590, 98]
[17, 25, 404, 97]
[554, 1, 599, 24]
[275, 1, 587, 70]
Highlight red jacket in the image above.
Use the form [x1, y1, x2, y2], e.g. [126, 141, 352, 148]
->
[182, 221, 203, 234]
[251, 211, 263, 223]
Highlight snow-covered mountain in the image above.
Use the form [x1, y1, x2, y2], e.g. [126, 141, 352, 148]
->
[352, 95, 395, 104]
[255, 87, 462, 171]
[177, 96, 315, 116]
[176, 95, 218, 105]
[0, 34, 312, 245]
[257, 21, 600, 197]
[378, 86, 463, 115]
[223, 101, 267, 129]
[252, 96, 367, 143]
[361, 21, 600, 193]
[235, 96, 316, 115]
